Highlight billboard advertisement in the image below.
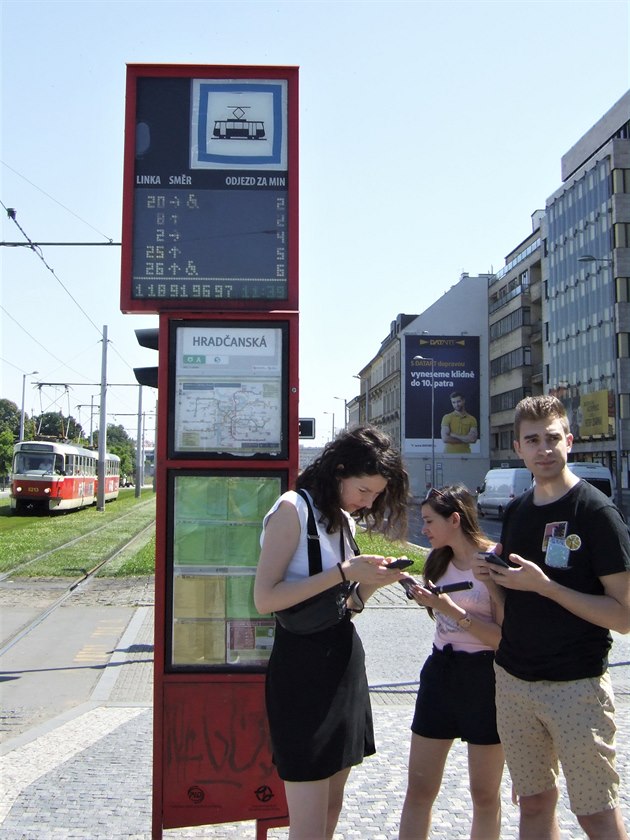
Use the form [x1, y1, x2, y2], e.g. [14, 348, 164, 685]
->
[549, 386, 613, 440]
[404, 335, 481, 456]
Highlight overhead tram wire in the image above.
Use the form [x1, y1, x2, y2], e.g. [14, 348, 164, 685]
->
[1, 160, 116, 243]
[1, 205, 135, 379]
[2, 203, 104, 335]
[1, 305, 104, 381]
[2, 240, 121, 246]
[0, 190, 139, 419]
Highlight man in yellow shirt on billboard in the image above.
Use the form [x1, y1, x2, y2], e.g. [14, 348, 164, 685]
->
[441, 391, 478, 454]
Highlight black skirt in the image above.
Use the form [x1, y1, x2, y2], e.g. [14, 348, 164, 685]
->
[265, 614, 375, 781]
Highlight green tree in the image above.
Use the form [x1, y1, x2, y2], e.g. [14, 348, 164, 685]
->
[0, 428, 14, 487]
[94, 423, 136, 478]
[0, 399, 39, 442]
[32, 412, 84, 440]
[0, 399, 20, 438]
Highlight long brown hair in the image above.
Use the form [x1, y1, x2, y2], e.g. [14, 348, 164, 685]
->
[422, 484, 491, 616]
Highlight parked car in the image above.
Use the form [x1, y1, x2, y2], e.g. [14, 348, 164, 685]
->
[477, 468, 532, 519]
[567, 462, 613, 499]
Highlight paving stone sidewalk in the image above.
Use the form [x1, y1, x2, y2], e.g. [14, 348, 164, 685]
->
[0, 585, 628, 839]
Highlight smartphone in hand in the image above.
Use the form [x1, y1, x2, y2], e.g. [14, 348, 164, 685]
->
[386, 557, 413, 570]
[481, 551, 511, 569]
[399, 578, 473, 599]
[399, 577, 417, 599]
[429, 581, 474, 595]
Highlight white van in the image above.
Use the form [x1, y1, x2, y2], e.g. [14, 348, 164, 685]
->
[567, 463, 613, 499]
[477, 468, 532, 519]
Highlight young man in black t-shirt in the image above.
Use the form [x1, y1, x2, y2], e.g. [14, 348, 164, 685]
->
[478, 395, 630, 840]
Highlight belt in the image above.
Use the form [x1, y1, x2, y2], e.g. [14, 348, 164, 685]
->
[432, 644, 495, 658]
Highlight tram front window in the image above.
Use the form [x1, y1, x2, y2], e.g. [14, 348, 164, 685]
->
[15, 454, 55, 473]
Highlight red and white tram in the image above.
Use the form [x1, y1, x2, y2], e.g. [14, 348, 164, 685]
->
[10, 441, 120, 514]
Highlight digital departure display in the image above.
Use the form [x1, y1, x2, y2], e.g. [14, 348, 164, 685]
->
[121, 69, 296, 310]
[132, 187, 287, 301]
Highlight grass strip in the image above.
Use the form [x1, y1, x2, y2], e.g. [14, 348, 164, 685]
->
[0, 489, 425, 579]
[19, 504, 156, 577]
[355, 532, 427, 574]
[0, 490, 155, 575]
[100, 534, 156, 577]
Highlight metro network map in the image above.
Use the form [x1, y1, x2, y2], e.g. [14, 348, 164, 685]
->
[175, 379, 281, 453]
[171, 322, 286, 457]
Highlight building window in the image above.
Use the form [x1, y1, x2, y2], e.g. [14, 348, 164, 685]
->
[614, 223, 630, 248]
[612, 169, 630, 193]
[490, 347, 532, 377]
[490, 307, 531, 340]
[491, 387, 531, 413]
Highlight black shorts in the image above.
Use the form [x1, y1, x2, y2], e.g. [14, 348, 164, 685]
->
[411, 645, 500, 745]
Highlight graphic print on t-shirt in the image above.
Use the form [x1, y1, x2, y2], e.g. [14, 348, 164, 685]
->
[542, 521, 573, 568]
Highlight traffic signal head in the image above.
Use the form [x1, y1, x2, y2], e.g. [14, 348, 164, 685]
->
[134, 328, 158, 388]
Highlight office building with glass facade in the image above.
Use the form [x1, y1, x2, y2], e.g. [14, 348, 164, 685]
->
[543, 90, 630, 499]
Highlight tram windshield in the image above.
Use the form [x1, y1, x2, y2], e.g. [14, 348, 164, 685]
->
[14, 453, 64, 475]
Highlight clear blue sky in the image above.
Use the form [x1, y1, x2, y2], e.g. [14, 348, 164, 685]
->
[1, 0, 629, 446]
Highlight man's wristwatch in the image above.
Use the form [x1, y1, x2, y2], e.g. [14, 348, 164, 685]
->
[457, 611, 472, 629]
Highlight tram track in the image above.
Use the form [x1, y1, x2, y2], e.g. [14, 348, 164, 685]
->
[0, 508, 156, 657]
[0, 498, 156, 581]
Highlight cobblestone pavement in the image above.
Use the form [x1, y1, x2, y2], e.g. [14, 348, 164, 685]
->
[0, 581, 628, 839]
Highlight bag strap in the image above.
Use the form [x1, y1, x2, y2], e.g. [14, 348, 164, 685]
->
[296, 489, 323, 576]
[296, 489, 360, 574]
[344, 520, 360, 557]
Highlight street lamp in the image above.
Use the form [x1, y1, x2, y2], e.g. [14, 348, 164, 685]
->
[19, 370, 38, 441]
[413, 355, 435, 488]
[323, 411, 335, 441]
[334, 396, 348, 429]
[578, 254, 623, 510]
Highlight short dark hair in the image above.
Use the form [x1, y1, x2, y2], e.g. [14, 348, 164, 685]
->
[514, 395, 570, 440]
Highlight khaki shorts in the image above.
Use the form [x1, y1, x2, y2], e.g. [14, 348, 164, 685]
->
[494, 664, 619, 816]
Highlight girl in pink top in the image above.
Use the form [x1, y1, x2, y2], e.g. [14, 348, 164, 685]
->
[399, 484, 505, 840]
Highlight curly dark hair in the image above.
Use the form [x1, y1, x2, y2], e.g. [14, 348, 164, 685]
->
[422, 483, 491, 618]
[296, 425, 409, 539]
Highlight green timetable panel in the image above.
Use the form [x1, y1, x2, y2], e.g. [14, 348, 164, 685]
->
[173, 475, 280, 568]
[168, 472, 282, 670]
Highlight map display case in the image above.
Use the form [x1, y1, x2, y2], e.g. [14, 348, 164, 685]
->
[168, 319, 289, 459]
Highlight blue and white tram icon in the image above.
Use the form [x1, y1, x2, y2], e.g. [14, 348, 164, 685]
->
[213, 106, 265, 140]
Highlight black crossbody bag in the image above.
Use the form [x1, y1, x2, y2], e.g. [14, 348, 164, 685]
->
[274, 490, 360, 635]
